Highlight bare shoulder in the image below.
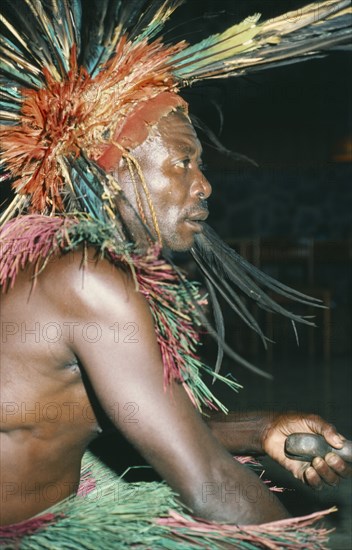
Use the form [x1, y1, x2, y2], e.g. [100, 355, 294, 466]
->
[23, 248, 153, 334]
[1, 247, 154, 369]
[36, 248, 160, 374]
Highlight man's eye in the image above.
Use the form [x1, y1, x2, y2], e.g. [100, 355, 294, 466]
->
[175, 158, 191, 169]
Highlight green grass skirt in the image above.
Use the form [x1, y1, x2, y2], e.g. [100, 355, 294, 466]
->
[0, 452, 335, 549]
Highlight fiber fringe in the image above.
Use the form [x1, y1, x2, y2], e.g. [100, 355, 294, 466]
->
[0, 452, 335, 550]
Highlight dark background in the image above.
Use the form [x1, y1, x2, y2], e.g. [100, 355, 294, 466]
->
[167, 0, 351, 167]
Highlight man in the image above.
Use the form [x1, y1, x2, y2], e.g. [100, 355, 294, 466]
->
[1, 105, 351, 546]
[1, 1, 351, 547]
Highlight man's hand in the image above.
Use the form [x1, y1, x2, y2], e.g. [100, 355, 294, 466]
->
[261, 413, 352, 488]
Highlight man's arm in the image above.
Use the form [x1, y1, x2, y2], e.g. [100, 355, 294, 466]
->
[42, 251, 288, 525]
[205, 411, 270, 455]
[206, 411, 351, 488]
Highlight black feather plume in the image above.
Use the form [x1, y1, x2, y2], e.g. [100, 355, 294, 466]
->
[191, 224, 325, 375]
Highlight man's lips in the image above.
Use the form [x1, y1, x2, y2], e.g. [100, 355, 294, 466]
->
[185, 211, 209, 223]
[184, 212, 208, 233]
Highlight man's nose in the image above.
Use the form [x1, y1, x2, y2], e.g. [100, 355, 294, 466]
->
[191, 172, 212, 200]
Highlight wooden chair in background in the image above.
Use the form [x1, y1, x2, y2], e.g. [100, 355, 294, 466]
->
[226, 238, 351, 362]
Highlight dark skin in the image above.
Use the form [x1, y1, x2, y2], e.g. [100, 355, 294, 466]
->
[0, 111, 350, 527]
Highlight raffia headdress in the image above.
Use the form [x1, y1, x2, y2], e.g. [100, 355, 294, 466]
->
[1, 0, 351, 218]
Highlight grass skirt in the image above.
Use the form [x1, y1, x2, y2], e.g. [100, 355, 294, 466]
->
[0, 452, 334, 549]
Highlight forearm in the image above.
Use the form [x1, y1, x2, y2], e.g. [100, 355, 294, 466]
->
[205, 410, 278, 455]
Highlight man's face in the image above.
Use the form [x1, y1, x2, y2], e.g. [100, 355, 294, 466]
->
[116, 111, 212, 251]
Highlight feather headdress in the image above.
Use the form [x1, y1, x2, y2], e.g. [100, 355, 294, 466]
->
[1, 0, 351, 376]
[1, 0, 351, 218]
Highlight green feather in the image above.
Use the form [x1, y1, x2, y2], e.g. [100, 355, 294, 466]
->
[173, 14, 261, 76]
